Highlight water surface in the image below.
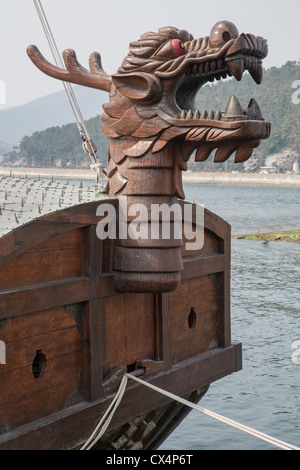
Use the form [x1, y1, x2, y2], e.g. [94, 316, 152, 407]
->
[159, 184, 300, 450]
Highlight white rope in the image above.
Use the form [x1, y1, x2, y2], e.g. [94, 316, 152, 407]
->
[80, 374, 128, 450]
[33, 0, 106, 187]
[33, 1, 84, 138]
[126, 373, 300, 451]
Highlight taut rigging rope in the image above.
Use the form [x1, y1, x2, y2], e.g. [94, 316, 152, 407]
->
[32, 0, 107, 191]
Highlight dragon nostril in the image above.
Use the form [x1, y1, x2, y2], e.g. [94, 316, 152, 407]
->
[222, 31, 231, 43]
[209, 21, 239, 48]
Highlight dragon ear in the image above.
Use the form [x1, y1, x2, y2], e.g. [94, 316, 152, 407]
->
[111, 72, 162, 103]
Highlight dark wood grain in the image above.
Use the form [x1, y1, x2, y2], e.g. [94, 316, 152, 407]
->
[0, 344, 241, 450]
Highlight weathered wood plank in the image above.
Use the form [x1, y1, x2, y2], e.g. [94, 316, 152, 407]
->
[24, 229, 83, 253]
[217, 223, 231, 347]
[0, 306, 77, 343]
[171, 326, 217, 363]
[0, 344, 242, 450]
[0, 374, 81, 431]
[100, 294, 126, 378]
[181, 254, 225, 279]
[181, 225, 219, 258]
[0, 200, 115, 267]
[169, 289, 217, 320]
[0, 327, 81, 376]
[170, 275, 215, 298]
[124, 293, 155, 366]
[0, 246, 82, 289]
[0, 278, 91, 320]
[0, 302, 83, 430]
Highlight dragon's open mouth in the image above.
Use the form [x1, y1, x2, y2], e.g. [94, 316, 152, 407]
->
[170, 28, 268, 124]
[175, 62, 265, 125]
[154, 25, 271, 163]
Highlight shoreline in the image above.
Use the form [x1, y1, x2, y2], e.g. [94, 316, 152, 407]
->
[182, 171, 300, 188]
[1, 167, 300, 188]
[233, 229, 300, 243]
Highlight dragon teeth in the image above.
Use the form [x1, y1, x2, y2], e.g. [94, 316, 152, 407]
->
[187, 51, 263, 84]
[223, 95, 245, 120]
[246, 98, 263, 120]
[179, 109, 222, 120]
[225, 53, 263, 84]
[178, 97, 262, 122]
[249, 62, 263, 84]
[226, 57, 244, 81]
[221, 96, 263, 121]
[187, 60, 229, 79]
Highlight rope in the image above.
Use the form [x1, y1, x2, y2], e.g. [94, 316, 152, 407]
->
[80, 375, 128, 450]
[79, 372, 299, 451]
[33, 0, 107, 189]
[126, 373, 300, 451]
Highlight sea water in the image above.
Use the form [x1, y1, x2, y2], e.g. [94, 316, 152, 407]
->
[159, 184, 300, 450]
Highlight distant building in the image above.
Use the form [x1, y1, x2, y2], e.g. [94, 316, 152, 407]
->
[293, 161, 299, 174]
[259, 166, 277, 174]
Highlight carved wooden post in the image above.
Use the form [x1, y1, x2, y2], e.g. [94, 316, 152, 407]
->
[109, 140, 185, 293]
[27, 20, 271, 293]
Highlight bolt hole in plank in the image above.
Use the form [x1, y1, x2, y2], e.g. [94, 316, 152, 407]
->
[127, 363, 137, 374]
[188, 308, 197, 330]
[32, 350, 47, 379]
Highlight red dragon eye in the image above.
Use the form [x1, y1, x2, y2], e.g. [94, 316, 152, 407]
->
[171, 39, 186, 57]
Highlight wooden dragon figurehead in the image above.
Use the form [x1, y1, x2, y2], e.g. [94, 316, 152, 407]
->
[27, 20, 271, 293]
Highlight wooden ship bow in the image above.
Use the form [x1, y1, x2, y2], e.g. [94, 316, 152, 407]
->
[0, 20, 270, 450]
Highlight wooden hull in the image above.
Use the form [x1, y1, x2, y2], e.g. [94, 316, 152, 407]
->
[0, 197, 242, 450]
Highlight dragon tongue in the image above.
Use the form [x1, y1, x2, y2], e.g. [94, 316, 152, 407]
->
[226, 57, 244, 81]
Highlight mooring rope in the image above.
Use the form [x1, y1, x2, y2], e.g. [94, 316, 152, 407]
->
[80, 373, 299, 451]
[80, 375, 128, 450]
[127, 373, 300, 451]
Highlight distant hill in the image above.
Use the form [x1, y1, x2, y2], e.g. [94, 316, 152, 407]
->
[7, 115, 108, 169]
[0, 85, 107, 144]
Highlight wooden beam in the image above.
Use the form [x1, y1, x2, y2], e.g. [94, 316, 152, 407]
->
[0, 278, 90, 320]
[0, 344, 242, 450]
[181, 254, 225, 280]
[82, 226, 104, 401]
[217, 223, 232, 347]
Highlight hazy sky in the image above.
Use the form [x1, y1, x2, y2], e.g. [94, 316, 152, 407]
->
[1, 0, 300, 110]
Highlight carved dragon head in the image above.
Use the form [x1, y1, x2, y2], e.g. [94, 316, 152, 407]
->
[27, 20, 271, 198]
[27, 20, 271, 293]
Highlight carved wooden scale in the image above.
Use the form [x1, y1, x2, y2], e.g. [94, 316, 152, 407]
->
[27, 20, 271, 294]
